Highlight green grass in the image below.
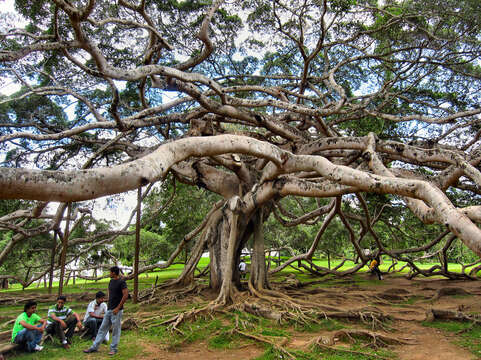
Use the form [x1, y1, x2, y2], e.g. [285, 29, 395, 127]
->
[8, 330, 147, 360]
[0, 258, 476, 359]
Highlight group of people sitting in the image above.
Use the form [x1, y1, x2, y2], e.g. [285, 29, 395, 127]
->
[11, 292, 107, 352]
[10, 265, 128, 356]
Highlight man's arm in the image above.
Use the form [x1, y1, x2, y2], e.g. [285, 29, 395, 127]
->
[88, 311, 103, 319]
[72, 312, 83, 329]
[19, 318, 45, 332]
[113, 288, 128, 315]
[49, 312, 67, 328]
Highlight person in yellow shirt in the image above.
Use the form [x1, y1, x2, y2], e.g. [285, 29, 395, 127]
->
[369, 255, 383, 280]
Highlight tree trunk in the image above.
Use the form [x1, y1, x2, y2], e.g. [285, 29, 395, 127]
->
[209, 209, 229, 291]
[48, 231, 57, 294]
[215, 206, 240, 305]
[133, 185, 141, 304]
[249, 208, 269, 290]
[58, 204, 71, 296]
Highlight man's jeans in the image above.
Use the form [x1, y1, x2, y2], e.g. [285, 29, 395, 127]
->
[46, 314, 77, 344]
[91, 310, 122, 353]
[14, 325, 42, 352]
[84, 318, 102, 339]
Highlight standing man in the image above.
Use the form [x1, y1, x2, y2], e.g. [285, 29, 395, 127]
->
[11, 301, 46, 352]
[84, 266, 128, 356]
[83, 291, 109, 341]
[239, 259, 247, 279]
[46, 295, 82, 349]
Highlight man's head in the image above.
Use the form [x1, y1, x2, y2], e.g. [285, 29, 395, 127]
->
[24, 300, 37, 315]
[56, 295, 67, 309]
[110, 266, 120, 278]
[95, 291, 106, 303]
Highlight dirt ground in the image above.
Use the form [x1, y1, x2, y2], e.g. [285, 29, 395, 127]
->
[3, 274, 481, 359]
[135, 274, 481, 360]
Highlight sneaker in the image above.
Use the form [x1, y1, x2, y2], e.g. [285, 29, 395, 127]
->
[379, 275, 383, 280]
[83, 348, 97, 353]
[34, 344, 43, 351]
[108, 350, 117, 355]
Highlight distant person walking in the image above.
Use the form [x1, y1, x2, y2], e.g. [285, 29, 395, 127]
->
[11, 301, 46, 352]
[369, 255, 383, 280]
[239, 259, 247, 279]
[84, 266, 129, 356]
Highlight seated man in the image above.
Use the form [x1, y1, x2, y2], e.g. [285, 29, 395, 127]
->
[11, 300, 46, 352]
[83, 291, 109, 341]
[45, 295, 82, 349]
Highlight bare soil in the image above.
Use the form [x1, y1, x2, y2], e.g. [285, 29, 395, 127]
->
[4, 275, 481, 359]
[136, 274, 481, 360]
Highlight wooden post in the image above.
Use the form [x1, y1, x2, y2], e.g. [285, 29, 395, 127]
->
[58, 203, 72, 296]
[48, 231, 57, 294]
[133, 185, 142, 304]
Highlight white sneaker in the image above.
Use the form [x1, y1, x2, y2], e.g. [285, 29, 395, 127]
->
[34, 344, 43, 351]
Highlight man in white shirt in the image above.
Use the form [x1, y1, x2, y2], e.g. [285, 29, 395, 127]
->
[83, 291, 109, 341]
[239, 259, 247, 279]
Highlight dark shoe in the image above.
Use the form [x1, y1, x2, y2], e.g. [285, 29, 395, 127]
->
[83, 348, 97, 353]
[63, 343, 70, 349]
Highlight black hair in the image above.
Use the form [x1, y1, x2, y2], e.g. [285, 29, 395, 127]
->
[110, 266, 120, 275]
[95, 291, 106, 299]
[57, 295, 67, 302]
[24, 300, 37, 312]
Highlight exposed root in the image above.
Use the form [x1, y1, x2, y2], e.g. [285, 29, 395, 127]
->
[320, 307, 392, 331]
[241, 302, 285, 321]
[314, 328, 414, 347]
[159, 306, 211, 334]
[425, 308, 481, 323]
[140, 282, 207, 305]
[427, 287, 472, 302]
[311, 341, 391, 360]
[234, 329, 295, 360]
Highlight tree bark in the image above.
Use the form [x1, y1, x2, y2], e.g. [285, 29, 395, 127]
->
[58, 204, 71, 296]
[250, 208, 269, 290]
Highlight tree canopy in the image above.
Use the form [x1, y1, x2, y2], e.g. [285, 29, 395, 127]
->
[1, 0, 481, 302]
